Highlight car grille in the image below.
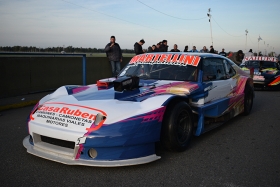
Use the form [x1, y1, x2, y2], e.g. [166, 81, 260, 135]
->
[40, 135, 75, 149]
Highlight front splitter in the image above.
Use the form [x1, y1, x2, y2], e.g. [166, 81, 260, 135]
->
[23, 136, 160, 167]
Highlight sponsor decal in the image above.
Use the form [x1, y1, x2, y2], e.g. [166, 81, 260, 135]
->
[30, 102, 107, 132]
[129, 54, 201, 67]
[261, 68, 278, 75]
[268, 76, 280, 86]
[253, 75, 265, 81]
[244, 56, 277, 62]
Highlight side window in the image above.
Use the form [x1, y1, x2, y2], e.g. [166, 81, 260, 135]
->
[203, 58, 226, 81]
[223, 59, 236, 78]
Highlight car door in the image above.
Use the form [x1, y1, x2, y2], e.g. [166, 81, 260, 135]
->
[203, 57, 237, 103]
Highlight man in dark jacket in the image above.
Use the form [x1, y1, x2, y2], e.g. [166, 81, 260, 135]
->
[156, 43, 161, 51]
[104, 36, 123, 77]
[134, 39, 145, 55]
[159, 40, 168, 52]
[209, 45, 215, 53]
[152, 45, 158, 52]
[218, 48, 226, 56]
[235, 50, 244, 65]
[170, 44, 180, 52]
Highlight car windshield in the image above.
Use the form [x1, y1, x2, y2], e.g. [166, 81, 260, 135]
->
[118, 63, 198, 81]
[243, 60, 277, 69]
[243, 61, 259, 68]
[261, 61, 278, 68]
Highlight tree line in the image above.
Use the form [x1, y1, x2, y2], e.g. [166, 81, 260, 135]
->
[0, 46, 135, 53]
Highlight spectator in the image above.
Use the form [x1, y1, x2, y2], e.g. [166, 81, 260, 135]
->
[156, 43, 161, 51]
[183, 45, 189, 52]
[227, 51, 233, 58]
[189, 46, 198, 52]
[170, 44, 180, 52]
[209, 45, 215, 53]
[159, 40, 168, 52]
[244, 49, 254, 58]
[147, 46, 152, 53]
[200, 46, 208, 53]
[134, 39, 145, 55]
[104, 36, 123, 77]
[152, 45, 158, 52]
[235, 50, 244, 65]
[218, 48, 227, 57]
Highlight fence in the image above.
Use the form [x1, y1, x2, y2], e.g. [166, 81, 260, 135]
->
[0, 53, 132, 98]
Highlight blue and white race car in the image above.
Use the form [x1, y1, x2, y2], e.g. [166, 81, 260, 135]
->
[23, 52, 254, 167]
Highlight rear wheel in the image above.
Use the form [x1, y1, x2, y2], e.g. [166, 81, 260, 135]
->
[243, 83, 254, 115]
[161, 102, 194, 152]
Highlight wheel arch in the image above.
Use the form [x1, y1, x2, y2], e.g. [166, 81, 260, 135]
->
[246, 77, 255, 98]
[160, 97, 194, 152]
[161, 95, 190, 108]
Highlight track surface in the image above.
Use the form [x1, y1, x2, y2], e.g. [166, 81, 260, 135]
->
[0, 91, 279, 187]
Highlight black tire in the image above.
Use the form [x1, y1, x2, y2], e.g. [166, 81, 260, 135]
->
[243, 83, 254, 115]
[161, 102, 194, 152]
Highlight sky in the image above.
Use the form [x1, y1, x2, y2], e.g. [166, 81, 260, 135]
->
[0, 0, 280, 54]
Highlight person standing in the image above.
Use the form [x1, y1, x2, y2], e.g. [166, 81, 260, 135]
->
[218, 48, 226, 56]
[134, 39, 145, 55]
[147, 46, 152, 53]
[104, 36, 123, 77]
[170, 44, 180, 52]
[159, 40, 168, 52]
[200, 46, 208, 53]
[183, 45, 189, 52]
[156, 42, 161, 51]
[189, 46, 198, 52]
[209, 45, 215, 53]
[151, 45, 158, 52]
[227, 51, 233, 58]
[235, 50, 244, 65]
[244, 49, 254, 57]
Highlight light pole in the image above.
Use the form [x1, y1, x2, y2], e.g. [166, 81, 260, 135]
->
[245, 29, 248, 51]
[207, 8, 213, 46]
[258, 35, 262, 56]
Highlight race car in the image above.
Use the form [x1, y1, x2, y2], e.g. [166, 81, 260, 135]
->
[23, 52, 254, 167]
[240, 56, 280, 89]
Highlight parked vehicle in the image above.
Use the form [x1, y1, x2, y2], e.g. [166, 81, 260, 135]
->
[23, 52, 254, 166]
[240, 56, 280, 89]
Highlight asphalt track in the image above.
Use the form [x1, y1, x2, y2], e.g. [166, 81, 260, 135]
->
[0, 90, 279, 187]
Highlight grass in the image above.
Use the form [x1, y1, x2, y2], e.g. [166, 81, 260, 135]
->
[0, 53, 135, 58]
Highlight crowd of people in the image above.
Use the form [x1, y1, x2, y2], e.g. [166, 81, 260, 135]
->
[104, 35, 255, 76]
[132, 38, 236, 58]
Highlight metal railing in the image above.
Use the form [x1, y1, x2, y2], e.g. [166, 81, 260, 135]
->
[0, 52, 87, 85]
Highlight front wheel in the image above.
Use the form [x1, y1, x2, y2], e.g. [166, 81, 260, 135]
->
[161, 102, 194, 152]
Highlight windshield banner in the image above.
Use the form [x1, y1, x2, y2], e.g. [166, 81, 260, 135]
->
[244, 56, 278, 62]
[129, 54, 201, 67]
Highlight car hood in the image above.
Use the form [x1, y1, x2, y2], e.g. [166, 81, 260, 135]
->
[35, 80, 200, 125]
[45, 80, 200, 103]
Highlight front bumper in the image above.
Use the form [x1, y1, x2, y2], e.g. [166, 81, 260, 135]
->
[23, 136, 160, 167]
